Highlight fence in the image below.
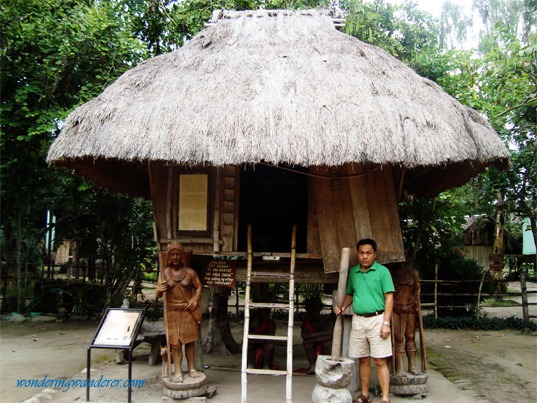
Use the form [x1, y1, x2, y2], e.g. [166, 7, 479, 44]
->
[420, 264, 536, 321]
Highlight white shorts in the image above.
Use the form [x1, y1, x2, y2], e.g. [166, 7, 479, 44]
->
[348, 314, 392, 359]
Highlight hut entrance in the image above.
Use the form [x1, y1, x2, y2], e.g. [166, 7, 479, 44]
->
[238, 164, 308, 253]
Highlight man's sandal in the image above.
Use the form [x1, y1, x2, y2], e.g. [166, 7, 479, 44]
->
[355, 394, 372, 403]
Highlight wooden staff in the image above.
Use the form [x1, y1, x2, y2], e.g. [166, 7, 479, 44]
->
[159, 252, 172, 378]
[390, 322, 395, 376]
[331, 247, 350, 361]
[417, 298, 427, 373]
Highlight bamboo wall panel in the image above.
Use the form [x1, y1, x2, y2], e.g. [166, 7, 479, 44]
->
[221, 165, 239, 252]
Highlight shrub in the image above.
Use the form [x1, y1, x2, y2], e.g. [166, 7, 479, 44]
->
[422, 314, 537, 331]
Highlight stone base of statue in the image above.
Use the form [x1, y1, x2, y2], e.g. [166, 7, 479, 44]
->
[162, 372, 208, 400]
[390, 373, 429, 396]
[312, 355, 354, 403]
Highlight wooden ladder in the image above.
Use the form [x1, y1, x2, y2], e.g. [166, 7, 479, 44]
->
[241, 224, 296, 403]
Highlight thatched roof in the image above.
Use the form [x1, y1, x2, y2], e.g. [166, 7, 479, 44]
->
[47, 8, 510, 199]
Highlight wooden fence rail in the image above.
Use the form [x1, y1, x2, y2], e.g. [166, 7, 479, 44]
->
[420, 270, 536, 321]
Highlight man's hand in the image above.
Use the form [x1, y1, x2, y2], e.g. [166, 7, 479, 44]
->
[380, 323, 391, 339]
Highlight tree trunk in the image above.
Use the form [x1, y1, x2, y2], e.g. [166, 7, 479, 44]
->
[492, 191, 505, 289]
[110, 267, 138, 307]
[202, 290, 240, 354]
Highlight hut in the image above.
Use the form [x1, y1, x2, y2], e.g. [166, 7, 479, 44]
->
[46, 9, 510, 285]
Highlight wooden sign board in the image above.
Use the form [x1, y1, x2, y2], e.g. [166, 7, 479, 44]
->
[204, 260, 236, 287]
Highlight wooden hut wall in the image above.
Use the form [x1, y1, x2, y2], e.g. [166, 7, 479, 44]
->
[149, 162, 239, 254]
[148, 161, 169, 252]
[310, 164, 405, 273]
[221, 165, 240, 252]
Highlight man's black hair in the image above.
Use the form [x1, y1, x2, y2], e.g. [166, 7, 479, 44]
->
[356, 238, 377, 252]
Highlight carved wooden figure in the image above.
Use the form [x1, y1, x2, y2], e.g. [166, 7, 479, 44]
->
[390, 261, 421, 376]
[156, 242, 203, 383]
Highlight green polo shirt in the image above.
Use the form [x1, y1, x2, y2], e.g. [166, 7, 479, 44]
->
[346, 260, 395, 314]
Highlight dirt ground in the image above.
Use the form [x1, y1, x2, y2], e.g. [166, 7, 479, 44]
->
[1, 281, 535, 403]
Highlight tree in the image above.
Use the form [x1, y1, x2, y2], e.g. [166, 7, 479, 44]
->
[405, 0, 536, 282]
[1, 0, 150, 312]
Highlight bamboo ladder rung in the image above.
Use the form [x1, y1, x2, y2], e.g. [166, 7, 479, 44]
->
[248, 334, 288, 342]
[249, 302, 291, 310]
[246, 368, 288, 376]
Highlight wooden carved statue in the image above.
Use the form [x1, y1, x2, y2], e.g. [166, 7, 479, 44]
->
[390, 261, 423, 376]
[156, 241, 202, 383]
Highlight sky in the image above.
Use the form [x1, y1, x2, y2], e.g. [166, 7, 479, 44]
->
[378, 0, 474, 18]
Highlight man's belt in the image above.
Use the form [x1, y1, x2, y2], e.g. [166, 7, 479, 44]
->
[356, 310, 384, 318]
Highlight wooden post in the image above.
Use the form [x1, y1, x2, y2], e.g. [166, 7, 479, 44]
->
[434, 263, 439, 319]
[520, 270, 530, 322]
[331, 247, 350, 361]
[476, 265, 488, 320]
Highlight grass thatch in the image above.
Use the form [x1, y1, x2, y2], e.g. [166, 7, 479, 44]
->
[47, 9, 510, 197]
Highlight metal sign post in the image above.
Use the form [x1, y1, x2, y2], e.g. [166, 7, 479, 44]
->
[87, 308, 145, 402]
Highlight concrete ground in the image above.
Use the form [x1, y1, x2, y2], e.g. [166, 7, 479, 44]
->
[13, 280, 536, 403]
[22, 338, 491, 403]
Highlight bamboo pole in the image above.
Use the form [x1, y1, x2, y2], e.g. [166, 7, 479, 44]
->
[240, 224, 253, 403]
[286, 225, 296, 403]
[331, 247, 350, 361]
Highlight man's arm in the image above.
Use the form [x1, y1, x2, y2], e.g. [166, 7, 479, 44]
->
[334, 294, 353, 315]
[381, 292, 394, 339]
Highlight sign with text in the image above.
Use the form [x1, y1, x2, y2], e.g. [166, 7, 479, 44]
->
[91, 308, 145, 348]
[204, 260, 236, 287]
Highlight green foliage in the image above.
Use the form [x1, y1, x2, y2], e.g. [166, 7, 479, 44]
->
[415, 248, 493, 317]
[1, 0, 535, 317]
[25, 280, 107, 317]
[0, 0, 155, 310]
[423, 314, 537, 331]
[343, 0, 439, 62]
[399, 194, 467, 260]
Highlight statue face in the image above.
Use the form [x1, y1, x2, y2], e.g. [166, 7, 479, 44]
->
[168, 249, 183, 266]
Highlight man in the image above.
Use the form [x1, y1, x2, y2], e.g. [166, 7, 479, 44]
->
[390, 261, 421, 376]
[156, 242, 202, 383]
[335, 238, 394, 403]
